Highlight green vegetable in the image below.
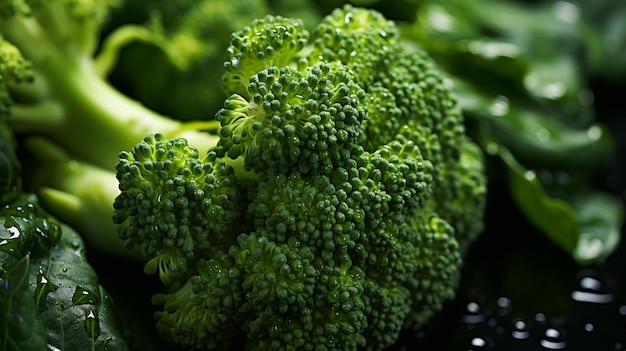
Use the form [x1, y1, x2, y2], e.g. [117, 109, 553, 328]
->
[0, 0, 226, 257]
[404, 0, 624, 263]
[0, 123, 128, 351]
[0, 0, 621, 350]
[0, 0, 219, 171]
[111, 5, 487, 350]
[99, 0, 272, 120]
[0, 194, 129, 351]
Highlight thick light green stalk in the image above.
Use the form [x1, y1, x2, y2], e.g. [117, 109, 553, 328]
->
[9, 52, 220, 169]
[1, 0, 220, 170]
[23, 136, 145, 260]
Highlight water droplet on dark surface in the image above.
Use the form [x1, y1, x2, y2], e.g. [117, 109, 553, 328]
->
[463, 301, 486, 326]
[571, 276, 614, 304]
[35, 266, 58, 308]
[511, 319, 531, 340]
[469, 336, 491, 350]
[540, 327, 567, 350]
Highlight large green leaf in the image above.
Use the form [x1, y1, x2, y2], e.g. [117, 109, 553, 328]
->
[490, 143, 623, 265]
[0, 195, 129, 351]
[33, 224, 129, 351]
[0, 256, 47, 351]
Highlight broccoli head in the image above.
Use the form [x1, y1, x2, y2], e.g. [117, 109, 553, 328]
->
[113, 5, 487, 351]
[216, 62, 367, 175]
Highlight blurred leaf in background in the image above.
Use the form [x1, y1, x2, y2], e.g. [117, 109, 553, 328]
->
[399, 0, 624, 265]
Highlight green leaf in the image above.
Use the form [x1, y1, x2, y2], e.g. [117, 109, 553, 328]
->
[0, 122, 20, 204]
[34, 224, 129, 351]
[0, 195, 129, 351]
[569, 192, 624, 264]
[479, 103, 613, 170]
[0, 256, 48, 351]
[488, 142, 623, 265]
[497, 145, 580, 254]
[449, 76, 612, 170]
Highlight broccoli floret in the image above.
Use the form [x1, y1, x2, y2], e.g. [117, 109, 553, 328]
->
[151, 247, 244, 350]
[216, 62, 367, 174]
[222, 15, 310, 98]
[111, 5, 488, 350]
[113, 133, 245, 286]
[308, 5, 399, 84]
[0, 36, 33, 117]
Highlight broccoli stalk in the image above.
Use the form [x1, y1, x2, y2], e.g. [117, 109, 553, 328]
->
[1, 0, 220, 170]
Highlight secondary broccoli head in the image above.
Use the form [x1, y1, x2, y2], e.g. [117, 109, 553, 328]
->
[106, 0, 271, 120]
[114, 5, 487, 351]
[0, 0, 118, 59]
[113, 133, 244, 286]
[0, 36, 33, 118]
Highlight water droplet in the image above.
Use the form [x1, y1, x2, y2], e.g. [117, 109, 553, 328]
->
[552, 1, 580, 23]
[535, 128, 551, 142]
[584, 323, 594, 332]
[535, 312, 547, 323]
[70, 239, 81, 249]
[485, 142, 499, 155]
[497, 296, 512, 316]
[469, 337, 491, 350]
[540, 327, 567, 349]
[463, 302, 485, 325]
[618, 305, 626, 316]
[72, 287, 99, 305]
[511, 319, 531, 340]
[488, 96, 509, 116]
[5, 226, 20, 239]
[525, 170, 537, 181]
[84, 309, 101, 339]
[427, 5, 454, 32]
[570, 276, 614, 304]
[34, 267, 58, 308]
[587, 125, 603, 141]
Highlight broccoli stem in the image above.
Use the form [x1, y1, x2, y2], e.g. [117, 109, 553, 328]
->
[21, 136, 144, 260]
[3, 10, 220, 170]
[9, 53, 220, 170]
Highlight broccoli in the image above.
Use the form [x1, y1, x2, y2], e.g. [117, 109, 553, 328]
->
[0, 122, 128, 350]
[0, 0, 233, 256]
[111, 5, 487, 351]
[0, 0, 220, 171]
[99, 0, 323, 121]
